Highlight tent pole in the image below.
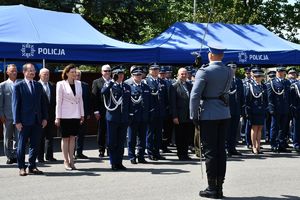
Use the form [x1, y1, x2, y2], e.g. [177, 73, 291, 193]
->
[3, 58, 6, 80]
[43, 59, 46, 68]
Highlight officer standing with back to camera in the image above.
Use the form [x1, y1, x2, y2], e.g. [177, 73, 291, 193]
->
[190, 44, 233, 199]
[124, 66, 151, 164]
[267, 66, 291, 153]
[101, 66, 131, 170]
[226, 63, 244, 157]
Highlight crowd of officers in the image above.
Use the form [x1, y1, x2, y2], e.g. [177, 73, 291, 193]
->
[1, 62, 300, 173]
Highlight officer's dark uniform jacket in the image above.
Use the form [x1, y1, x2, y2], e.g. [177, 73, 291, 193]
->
[229, 77, 244, 116]
[145, 76, 168, 120]
[245, 81, 268, 116]
[101, 81, 131, 123]
[290, 81, 300, 118]
[124, 78, 151, 122]
[267, 77, 290, 115]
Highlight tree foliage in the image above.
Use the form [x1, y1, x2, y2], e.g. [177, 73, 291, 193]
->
[0, 0, 299, 43]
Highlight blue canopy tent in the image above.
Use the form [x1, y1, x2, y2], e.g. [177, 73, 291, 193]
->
[144, 22, 300, 65]
[0, 5, 156, 68]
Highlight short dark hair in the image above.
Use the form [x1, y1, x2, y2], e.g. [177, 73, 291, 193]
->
[62, 64, 76, 80]
[22, 63, 35, 72]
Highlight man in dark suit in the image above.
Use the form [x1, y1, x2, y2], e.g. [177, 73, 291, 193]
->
[92, 64, 111, 157]
[37, 68, 57, 162]
[13, 63, 48, 176]
[227, 63, 244, 156]
[170, 68, 194, 160]
[75, 70, 91, 159]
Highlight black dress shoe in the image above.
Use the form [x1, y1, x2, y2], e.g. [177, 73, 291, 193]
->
[271, 146, 280, 153]
[46, 157, 57, 162]
[75, 154, 89, 159]
[99, 152, 105, 157]
[138, 158, 148, 163]
[117, 164, 127, 170]
[228, 150, 242, 156]
[162, 148, 172, 153]
[199, 188, 218, 199]
[111, 164, 118, 171]
[148, 155, 158, 161]
[38, 159, 45, 163]
[6, 159, 14, 164]
[130, 159, 137, 164]
[156, 155, 166, 160]
[178, 156, 192, 161]
[279, 147, 292, 153]
[28, 168, 44, 175]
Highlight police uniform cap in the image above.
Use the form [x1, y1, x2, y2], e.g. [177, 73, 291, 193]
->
[185, 66, 193, 73]
[287, 68, 297, 74]
[253, 69, 265, 77]
[111, 66, 125, 74]
[208, 42, 225, 55]
[276, 66, 286, 72]
[131, 67, 143, 75]
[159, 66, 167, 73]
[244, 67, 251, 73]
[166, 66, 173, 73]
[251, 66, 260, 73]
[149, 63, 160, 70]
[142, 66, 148, 74]
[267, 70, 276, 75]
[227, 63, 237, 68]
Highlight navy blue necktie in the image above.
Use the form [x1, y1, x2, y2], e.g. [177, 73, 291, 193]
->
[29, 80, 34, 94]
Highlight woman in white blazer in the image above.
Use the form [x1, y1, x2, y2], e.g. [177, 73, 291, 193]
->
[55, 64, 84, 170]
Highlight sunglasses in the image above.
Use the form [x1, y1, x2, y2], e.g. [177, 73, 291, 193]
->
[103, 70, 111, 72]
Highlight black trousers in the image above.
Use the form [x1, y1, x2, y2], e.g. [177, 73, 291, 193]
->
[38, 122, 55, 160]
[97, 115, 107, 153]
[175, 122, 194, 157]
[162, 117, 173, 150]
[76, 118, 88, 154]
[200, 119, 230, 179]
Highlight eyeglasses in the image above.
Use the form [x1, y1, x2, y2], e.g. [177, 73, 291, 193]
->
[103, 70, 111, 72]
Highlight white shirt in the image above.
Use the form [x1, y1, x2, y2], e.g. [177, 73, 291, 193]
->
[24, 78, 34, 93]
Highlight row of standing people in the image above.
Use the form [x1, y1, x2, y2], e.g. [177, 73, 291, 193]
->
[0, 62, 197, 175]
[227, 65, 300, 156]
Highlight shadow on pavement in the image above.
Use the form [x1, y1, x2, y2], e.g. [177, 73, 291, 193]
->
[225, 195, 300, 200]
[77, 167, 190, 175]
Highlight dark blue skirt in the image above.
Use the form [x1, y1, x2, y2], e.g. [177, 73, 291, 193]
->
[249, 115, 265, 126]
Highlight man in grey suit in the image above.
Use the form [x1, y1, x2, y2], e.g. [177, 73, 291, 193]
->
[190, 44, 233, 199]
[170, 68, 194, 160]
[0, 64, 19, 164]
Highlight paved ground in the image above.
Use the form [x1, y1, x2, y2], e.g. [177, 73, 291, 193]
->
[0, 136, 300, 200]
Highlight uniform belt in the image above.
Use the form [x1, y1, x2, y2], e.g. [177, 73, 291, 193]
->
[202, 96, 220, 100]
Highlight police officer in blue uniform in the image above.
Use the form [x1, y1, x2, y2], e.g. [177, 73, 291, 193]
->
[226, 63, 244, 156]
[124, 66, 151, 164]
[101, 66, 131, 170]
[185, 66, 193, 84]
[241, 67, 253, 146]
[145, 63, 168, 160]
[190, 44, 233, 199]
[244, 68, 268, 154]
[267, 66, 291, 153]
[290, 79, 300, 152]
[159, 66, 173, 153]
[286, 68, 298, 144]
[265, 70, 276, 142]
